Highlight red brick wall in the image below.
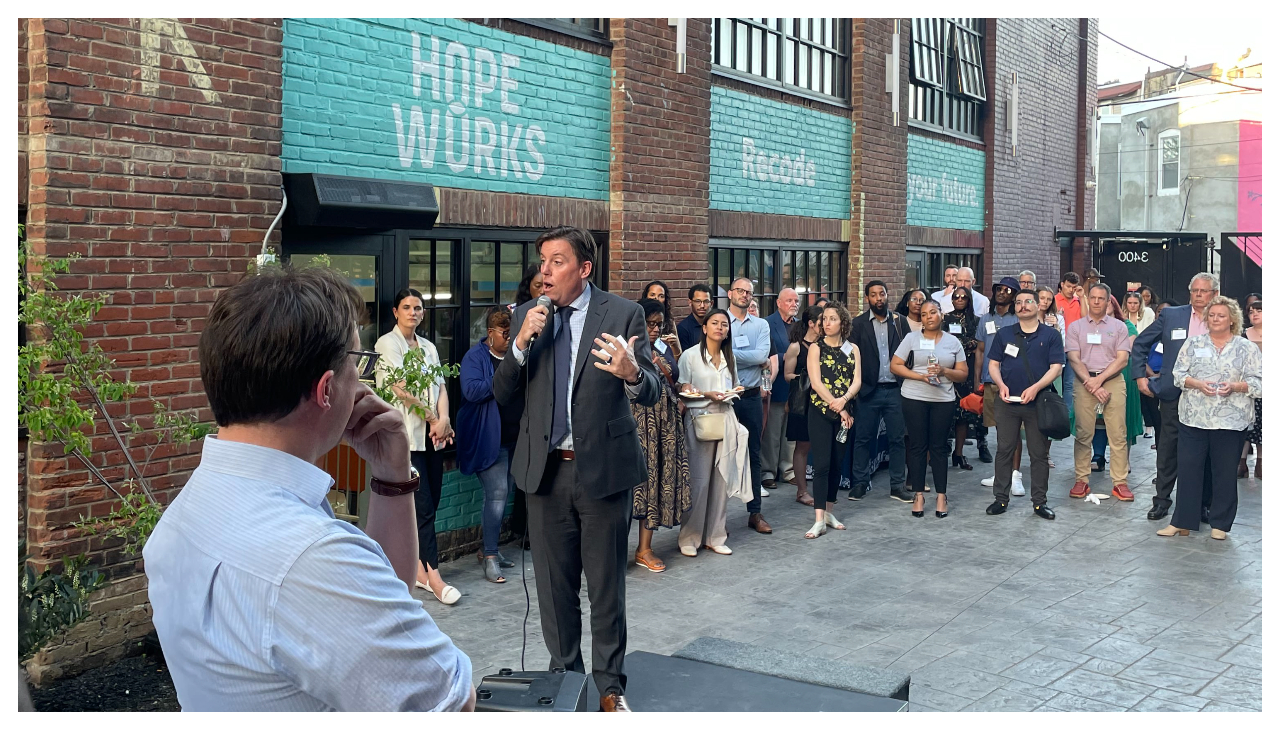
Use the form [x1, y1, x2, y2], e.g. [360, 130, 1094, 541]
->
[19, 18, 30, 207]
[849, 19, 910, 313]
[607, 19, 712, 315]
[22, 18, 283, 573]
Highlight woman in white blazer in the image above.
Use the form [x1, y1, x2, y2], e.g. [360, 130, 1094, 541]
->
[375, 288, 459, 605]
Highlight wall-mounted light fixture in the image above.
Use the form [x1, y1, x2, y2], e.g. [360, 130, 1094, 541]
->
[885, 20, 900, 125]
[668, 18, 687, 73]
[1008, 71, 1019, 155]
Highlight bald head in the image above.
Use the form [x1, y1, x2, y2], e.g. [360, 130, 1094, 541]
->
[776, 287, 799, 321]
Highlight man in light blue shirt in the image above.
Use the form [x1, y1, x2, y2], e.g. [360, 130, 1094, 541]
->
[727, 276, 775, 534]
[145, 266, 474, 711]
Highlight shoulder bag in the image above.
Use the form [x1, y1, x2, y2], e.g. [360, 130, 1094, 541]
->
[693, 411, 725, 441]
[1015, 329, 1071, 440]
[787, 341, 812, 416]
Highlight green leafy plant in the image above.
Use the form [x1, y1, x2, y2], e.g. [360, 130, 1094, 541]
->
[19, 540, 106, 662]
[19, 225, 211, 565]
[370, 339, 459, 421]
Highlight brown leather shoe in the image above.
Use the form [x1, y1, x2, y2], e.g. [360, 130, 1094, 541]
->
[748, 513, 773, 534]
[600, 693, 631, 712]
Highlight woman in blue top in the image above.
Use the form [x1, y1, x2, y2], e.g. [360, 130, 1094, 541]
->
[891, 300, 969, 518]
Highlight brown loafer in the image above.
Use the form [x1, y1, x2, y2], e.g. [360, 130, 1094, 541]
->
[748, 513, 773, 534]
[601, 693, 631, 712]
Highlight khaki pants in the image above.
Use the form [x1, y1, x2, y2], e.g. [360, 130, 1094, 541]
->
[1073, 376, 1129, 486]
[761, 401, 794, 483]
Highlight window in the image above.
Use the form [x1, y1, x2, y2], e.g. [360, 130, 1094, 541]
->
[517, 18, 608, 40]
[909, 18, 987, 138]
[708, 240, 848, 317]
[911, 248, 983, 295]
[712, 18, 849, 101]
[1158, 129, 1180, 195]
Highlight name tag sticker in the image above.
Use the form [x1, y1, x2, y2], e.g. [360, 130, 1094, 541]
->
[1194, 348, 1213, 358]
[921, 337, 936, 350]
[949, 323, 962, 334]
[734, 334, 750, 349]
[841, 341, 854, 357]
[1154, 343, 1164, 354]
[985, 321, 997, 335]
[1086, 333, 1103, 345]
[1171, 329, 1187, 341]
[654, 338, 668, 354]
[1004, 344, 1020, 358]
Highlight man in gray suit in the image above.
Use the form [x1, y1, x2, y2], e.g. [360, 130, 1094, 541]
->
[493, 226, 659, 712]
[1131, 272, 1219, 521]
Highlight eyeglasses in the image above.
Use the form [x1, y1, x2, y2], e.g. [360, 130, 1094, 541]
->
[729, 287, 752, 294]
[348, 350, 382, 379]
[1190, 288, 1215, 295]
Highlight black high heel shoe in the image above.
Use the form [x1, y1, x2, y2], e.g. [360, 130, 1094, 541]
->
[951, 453, 972, 470]
[911, 494, 925, 518]
[936, 495, 948, 519]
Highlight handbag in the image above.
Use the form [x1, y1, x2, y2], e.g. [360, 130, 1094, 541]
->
[787, 342, 812, 415]
[1015, 330, 1071, 439]
[959, 392, 984, 415]
[693, 412, 726, 441]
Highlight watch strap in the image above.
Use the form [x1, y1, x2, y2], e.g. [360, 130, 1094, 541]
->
[369, 468, 420, 497]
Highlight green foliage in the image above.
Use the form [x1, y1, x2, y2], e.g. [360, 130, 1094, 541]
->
[371, 344, 459, 421]
[19, 540, 106, 662]
[72, 487, 165, 557]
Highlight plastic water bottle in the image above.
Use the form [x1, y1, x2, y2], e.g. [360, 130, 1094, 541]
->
[836, 424, 848, 443]
[927, 354, 940, 385]
[761, 362, 772, 393]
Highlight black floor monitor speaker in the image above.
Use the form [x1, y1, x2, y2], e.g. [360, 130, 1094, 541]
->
[475, 668, 588, 712]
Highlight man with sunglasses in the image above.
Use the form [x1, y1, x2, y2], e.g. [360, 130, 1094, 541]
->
[145, 266, 475, 711]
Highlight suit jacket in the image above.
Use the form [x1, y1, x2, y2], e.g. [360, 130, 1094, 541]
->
[492, 286, 660, 499]
[1130, 305, 1194, 401]
[849, 309, 910, 400]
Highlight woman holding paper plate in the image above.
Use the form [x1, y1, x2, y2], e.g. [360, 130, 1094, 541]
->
[630, 298, 691, 573]
[805, 302, 860, 539]
[677, 308, 750, 557]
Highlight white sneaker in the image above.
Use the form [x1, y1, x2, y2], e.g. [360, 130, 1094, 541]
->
[981, 475, 996, 487]
[1011, 470, 1025, 497]
[761, 486, 771, 497]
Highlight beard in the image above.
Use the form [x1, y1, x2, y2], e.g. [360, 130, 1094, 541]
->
[869, 300, 888, 316]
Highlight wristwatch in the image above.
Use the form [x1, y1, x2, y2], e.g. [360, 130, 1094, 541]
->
[369, 466, 420, 497]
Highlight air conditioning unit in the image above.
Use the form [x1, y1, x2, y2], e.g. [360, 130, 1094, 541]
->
[284, 173, 439, 229]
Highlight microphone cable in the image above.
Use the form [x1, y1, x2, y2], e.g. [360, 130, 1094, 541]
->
[519, 297, 550, 671]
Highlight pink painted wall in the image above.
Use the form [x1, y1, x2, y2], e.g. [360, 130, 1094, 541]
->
[1237, 120, 1262, 240]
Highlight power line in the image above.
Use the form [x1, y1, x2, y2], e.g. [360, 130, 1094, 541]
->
[1097, 88, 1259, 108]
[1097, 139, 1263, 156]
[1097, 31, 1263, 92]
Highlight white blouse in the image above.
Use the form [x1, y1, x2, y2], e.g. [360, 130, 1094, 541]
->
[374, 327, 442, 452]
[677, 344, 737, 408]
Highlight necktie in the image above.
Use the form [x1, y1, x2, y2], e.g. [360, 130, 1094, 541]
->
[549, 305, 576, 450]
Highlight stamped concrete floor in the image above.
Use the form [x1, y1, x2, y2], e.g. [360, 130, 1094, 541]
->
[417, 431, 1263, 712]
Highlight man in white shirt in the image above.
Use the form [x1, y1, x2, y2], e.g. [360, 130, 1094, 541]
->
[931, 265, 959, 308]
[940, 267, 990, 316]
[145, 266, 475, 711]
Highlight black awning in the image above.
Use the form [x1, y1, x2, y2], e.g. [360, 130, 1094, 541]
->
[284, 173, 439, 230]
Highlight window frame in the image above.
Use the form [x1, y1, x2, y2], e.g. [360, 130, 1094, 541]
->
[515, 18, 611, 43]
[711, 18, 851, 104]
[908, 246, 985, 296]
[708, 238, 848, 318]
[1158, 129, 1181, 196]
[909, 18, 987, 140]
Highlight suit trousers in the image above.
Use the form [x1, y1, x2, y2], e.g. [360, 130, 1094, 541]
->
[993, 399, 1050, 505]
[851, 385, 907, 489]
[1171, 425, 1247, 532]
[526, 458, 631, 697]
[761, 401, 795, 483]
[679, 409, 729, 549]
[733, 391, 765, 514]
[1073, 377, 1130, 486]
[1153, 394, 1213, 513]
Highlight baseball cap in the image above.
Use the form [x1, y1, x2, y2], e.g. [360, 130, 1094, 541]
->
[1084, 267, 1104, 280]
[993, 276, 1021, 293]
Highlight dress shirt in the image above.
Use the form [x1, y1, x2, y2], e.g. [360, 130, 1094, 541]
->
[1172, 334, 1263, 431]
[510, 283, 641, 450]
[374, 328, 442, 452]
[1188, 307, 1208, 338]
[1065, 313, 1132, 372]
[677, 344, 736, 408]
[728, 309, 771, 388]
[931, 287, 955, 308]
[977, 308, 1020, 383]
[144, 437, 472, 711]
[871, 314, 894, 383]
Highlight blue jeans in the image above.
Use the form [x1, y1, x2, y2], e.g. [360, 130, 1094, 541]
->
[476, 447, 514, 556]
[851, 385, 907, 489]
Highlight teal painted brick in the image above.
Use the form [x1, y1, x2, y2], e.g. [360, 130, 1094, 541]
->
[906, 135, 986, 231]
[282, 18, 610, 200]
[709, 87, 852, 220]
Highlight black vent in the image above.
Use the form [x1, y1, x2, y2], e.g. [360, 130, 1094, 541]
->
[285, 173, 439, 230]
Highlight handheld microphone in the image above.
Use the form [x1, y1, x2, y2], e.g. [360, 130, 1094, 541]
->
[530, 295, 553, 341]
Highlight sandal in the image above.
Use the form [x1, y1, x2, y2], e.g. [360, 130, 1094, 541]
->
[795, 491, 815, 506]
[478, 551, 517, 569]
[823, 512, 846, 530]
[805, 520, 827, 539]
[635, 550, 666, 573]
[482, 555, 506, 583]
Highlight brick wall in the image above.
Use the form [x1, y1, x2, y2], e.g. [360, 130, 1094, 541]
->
[607, 18, 712, 308]
[709, 86, 853, 219]
[281, 18, 611, 201]
[19, 18, 30, 207]
[990, 18, 1095, 283]
[849, 19, 909, 310]
[22, 17, 283, 682]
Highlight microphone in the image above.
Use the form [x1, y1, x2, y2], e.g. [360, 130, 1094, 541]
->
[530, 295, 553, 340]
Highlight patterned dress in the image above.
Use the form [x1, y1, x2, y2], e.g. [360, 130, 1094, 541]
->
[809, 340, 857, 418]
[943, 310, 982, 431]
[631, 346, 691, 530]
